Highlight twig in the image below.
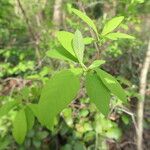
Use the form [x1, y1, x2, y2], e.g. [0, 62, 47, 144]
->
[16, 0, 41, 60]
[117, 106, 138, 134]
[85, 1, 104, 9]
[137, 40, 150, 150]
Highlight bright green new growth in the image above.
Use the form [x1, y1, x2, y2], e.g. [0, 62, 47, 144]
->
[88, 60, 106, 70]
[56, 31, 75, 56]
[53, 31, 94, 63]
[46, 47, 78, 62]
[106, 32, 135, 40]
[71, 8, 98, 35]
[101, 16, 124, 36]
[73, 30, 85, 64]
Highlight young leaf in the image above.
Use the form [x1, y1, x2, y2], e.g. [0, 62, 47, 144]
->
[101, 16, 124, 36]
[56, 31, 76, 56]
[71, 8, 98, 35]
[25, 106, 35, 131]
[38, 70, 80, 129]
[88, 60, 106, 70]
[95, 68, 127, 103]
[69, 68, 83, 76]
[83, 37, 94, 45]
[56, 31, 91, 58]
[85, 71, 111, 116]
[73, 30, 85, 64]
[12, 109, 27, 144]
[0, 101, 18, 118]
[46, 48, 78, 62]
[105, 32, 135, 40]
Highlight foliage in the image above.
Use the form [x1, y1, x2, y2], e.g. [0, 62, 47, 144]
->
[0, 0, 149, 149]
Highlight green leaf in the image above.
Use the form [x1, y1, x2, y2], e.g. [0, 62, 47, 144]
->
[28, 104, 39, 118]
[102, 16, 124, 36]
[56, 31, 91, 59]
[46, 48, 78, 62]
[0, 101, 18, 118]
[105, 32, 135, 40]
[69, 68, 83, 76]
[71, 8, 98, 35]
[83, 37, 94, 45]
[105, 127, 122, 140]
[88, 60, 106, 70]
[12, 109, 27, 144]
[73, 142, 86, 150]
[38, 70, 80, 129]
[85, 71, 111, 116]
[73, 30, 85, 64]
[95, 68, 127, 103]
[56, 31, 76, 56]
[25, 106, 35, 131]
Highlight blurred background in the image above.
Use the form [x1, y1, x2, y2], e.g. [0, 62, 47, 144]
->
[0, 0, 150, 149]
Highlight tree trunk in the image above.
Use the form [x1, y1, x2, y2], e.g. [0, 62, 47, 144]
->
[137, 40, 150, 150]
[52, 0, 63, 30]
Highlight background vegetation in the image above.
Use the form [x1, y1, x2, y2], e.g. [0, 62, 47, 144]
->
[0, 0, 150, 149]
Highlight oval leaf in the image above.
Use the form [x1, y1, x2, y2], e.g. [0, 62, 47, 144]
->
[85, 71, 111, 116]
[83, 37, 94, 45]
[28, 103, 39, 118]
[46, 48, 78, 62]
[38, 70, 80, 129]
[73, 30, 85, 64]
[102, 16, 124, 36]
[71, 8, 98, 35]
[95, 68, 127, 103]
[56, 31, 76, 56]
[25, 106, 35, 131]
[88, 60, 106, 70]
[106, 32, 135, 40]
[13, 109, 27, 144]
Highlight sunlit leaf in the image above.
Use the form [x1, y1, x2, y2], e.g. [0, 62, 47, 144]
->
[56, 31, 93, 59]
[95, 68, 127, 103]
[106, 32, 135, 40]
[83, 37, 94, 45]
[71, 8, 98, 35]
[105, 127, 122, 140]
[73, 30, 85, 63]
[69, 68, 83, 76]
[46, 48, 78, 62]
[102, 16, 124, 36]
[88, 60, 105, 70]
[56, 31, 76, 56]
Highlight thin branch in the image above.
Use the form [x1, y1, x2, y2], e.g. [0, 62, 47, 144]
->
[16, 0, 41, 60]
[16, 0, 35, 40]
[117, 106, 138, 134]
[137, 40, 150, 150]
